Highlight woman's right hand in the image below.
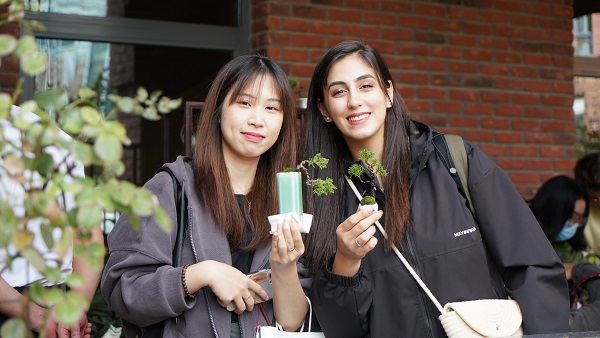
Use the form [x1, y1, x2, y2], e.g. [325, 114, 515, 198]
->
[332, 208, 383, 277]
[186, 260, 269, 314]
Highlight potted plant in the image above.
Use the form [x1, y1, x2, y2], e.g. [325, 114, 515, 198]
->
[0, 3, 181, 337]
[288, 77, 307, 109]
[270, 153, 336, 233]
[347, 149, 387, 211]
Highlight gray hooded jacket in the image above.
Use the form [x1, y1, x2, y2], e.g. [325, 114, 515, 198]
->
[101, 156, 313, 337]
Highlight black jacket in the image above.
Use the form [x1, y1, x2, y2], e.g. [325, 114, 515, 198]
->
[310, 121, 570, 337]
[570, 261, 600, 332]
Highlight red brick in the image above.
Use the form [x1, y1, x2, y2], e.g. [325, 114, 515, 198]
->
[496, 132, 523, 143]
[364, 12, 396, 25]
[509, 172, 540, 184]
[481, 144, 509, 156]
[482, 117, 510, 129]
[448, 61, 478, 73]
[525, 133, 553, 144]
[450, 116, 479, 128]
[512, 119, 541, 131]
[480, 64, 509, 76]
[464, 130, 494, 142]
[398, 15, 429, 28]
[415, 59, 446, 71]
[417, 87, 446, 99]
[511, 145, 538, 157]
[495, 105, 523, 116]
[481, 91, 510, 103]
[433, 101, 462, 114]
[541, 147, 565, 157]
[450, 89, 479, 101]
[346, 25, 379, 38]
[501, 159, 526, 171]
[381, 28, 413, 41]
[328, 8, 362, 22]
[524, 107, 553, 118]
[465, 103, 494, 115]
[310, 21, 344, 35]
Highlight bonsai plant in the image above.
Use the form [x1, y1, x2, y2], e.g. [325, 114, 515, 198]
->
[347, 149, 387, 211]
[271, 153, 336, 233]
[0, 2, 181, 337]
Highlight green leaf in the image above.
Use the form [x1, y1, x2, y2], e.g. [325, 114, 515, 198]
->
[80, 106, 103, 125]
[76, 205, 104, 231]
[136, 87, 148, 101]
[34, 89, 67, 110]
[54, 297, 83, 326]
[21, 247, 47, 273]
[78, 87, 97, 100]
[53, 226, 73, 260]
[130, 188, 157, 216]
[39, 286, 63, 306]
[0, 201, 18, 247]
[0, 34, 17, 56]
[116, 97, 135, 113]
[12, 230, 34, 251]
[347, 163, 365, 178]
[167, 98, 183, 110]
[153, 206, 173, 233]
[19, 100, 38, 114]
[0, 92, 13, 113]
[142, 106, 160, 120]
[0, 318, 27, 338]
[94, 133, 122, 163]
[40, 222, 54, 249]
[58, 108, 84, 134]
[312, 178, 336, 196]
[14, 35, 36, 57]
[20, 51, 48, 75]
[35, 153, 54, 176]
[71, 141, 93, 166]
[45, 267, 63, 283]
[66, 272, 85, 288]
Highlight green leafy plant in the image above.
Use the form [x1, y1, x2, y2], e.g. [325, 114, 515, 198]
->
[0, 2, 180, 337]
[284, 153, 336, 196]
[347, 149, 387, 205]
[359, 195, 376, 206]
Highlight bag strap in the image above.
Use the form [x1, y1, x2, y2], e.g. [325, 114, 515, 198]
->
[155, 166, 188, 267]
[273, 296, 315, 332]
[432, 134, 476, 218]
[570, 272, 600, 296]
[344, 175, 445, 314]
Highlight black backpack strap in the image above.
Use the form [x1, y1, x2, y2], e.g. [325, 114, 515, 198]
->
[155, 166, 188, 267]
[432, 133, 476, 218]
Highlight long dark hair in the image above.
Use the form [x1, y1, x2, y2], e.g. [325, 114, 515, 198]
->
[575, 152, 600, 192]
[529, 175, 590, 251]
[193, 53, 297, 250]
[302, 40, 412, 274]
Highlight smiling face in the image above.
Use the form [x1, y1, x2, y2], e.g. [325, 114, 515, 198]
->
[220, 75, 284, 166]
[318, 54, 393, 155]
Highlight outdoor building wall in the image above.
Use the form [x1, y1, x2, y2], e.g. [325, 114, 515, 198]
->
[251, 0, 577, 198]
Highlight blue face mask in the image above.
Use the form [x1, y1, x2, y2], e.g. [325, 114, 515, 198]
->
[555, 221, 579, 242]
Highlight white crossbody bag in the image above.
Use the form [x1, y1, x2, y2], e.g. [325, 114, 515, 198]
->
[345, 175, 523, 337]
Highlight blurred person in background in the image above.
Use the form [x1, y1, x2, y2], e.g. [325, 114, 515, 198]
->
[575, 153, 600, 258]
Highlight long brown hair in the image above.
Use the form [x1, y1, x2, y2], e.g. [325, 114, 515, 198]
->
[193, 53, 297, 250]
[303, 40, 412, 274]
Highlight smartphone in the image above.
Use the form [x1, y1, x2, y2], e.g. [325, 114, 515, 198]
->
[247, 269, 272, 303]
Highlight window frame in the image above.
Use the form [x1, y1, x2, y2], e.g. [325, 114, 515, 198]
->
[21, 1, 250, 99]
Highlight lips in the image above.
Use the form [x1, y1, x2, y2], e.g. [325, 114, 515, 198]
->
[347, 113, 370, 124]
[242, 132, 265, 142]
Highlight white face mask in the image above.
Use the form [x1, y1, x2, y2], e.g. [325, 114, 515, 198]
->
[555, 221, 579, 242]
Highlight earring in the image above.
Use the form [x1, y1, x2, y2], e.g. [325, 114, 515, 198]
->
[323, 116, 331, 122]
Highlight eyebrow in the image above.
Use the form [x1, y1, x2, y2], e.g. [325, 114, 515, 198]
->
[239, 93, 281, 103]
[327, 74, 376, 90]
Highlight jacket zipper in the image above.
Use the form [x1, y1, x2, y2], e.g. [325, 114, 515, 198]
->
[405, 233, 436, 338]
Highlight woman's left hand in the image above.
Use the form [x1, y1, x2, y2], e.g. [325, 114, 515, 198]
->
[269, 216, 304, 270]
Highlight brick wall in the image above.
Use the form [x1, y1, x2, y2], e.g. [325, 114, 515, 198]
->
[252, 0, 577, 198]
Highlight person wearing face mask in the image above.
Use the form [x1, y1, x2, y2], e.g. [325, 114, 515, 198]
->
[529, 175, 600, 332]
[530, 175, 590, 270]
